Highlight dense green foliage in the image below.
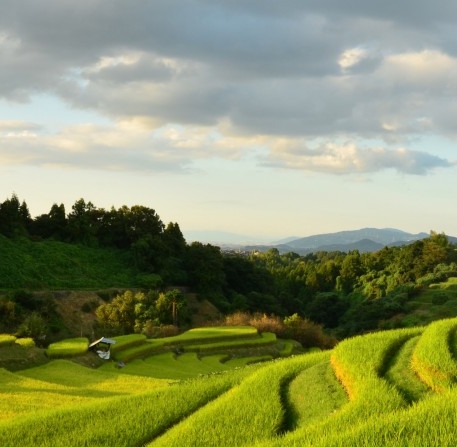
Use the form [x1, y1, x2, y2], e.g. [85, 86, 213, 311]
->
[2, 193, 457, 341]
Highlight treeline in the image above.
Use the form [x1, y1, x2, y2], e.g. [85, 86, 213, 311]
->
[2, 194, 457, 338]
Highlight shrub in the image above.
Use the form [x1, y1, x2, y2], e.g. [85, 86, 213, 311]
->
[223, 311, 251, 326]
[284, 313, 337, 349]
[248, 313, 287, 338]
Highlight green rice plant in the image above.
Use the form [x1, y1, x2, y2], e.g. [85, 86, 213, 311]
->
[110, 333, 147, 354]
[286, 360, 348, 430]
[330, 327, 422, 403]
[0, 366, 102, 421]
[411, 317, 457, 392]
[148, 352, 328, 447]
[279, 339, 296, 357]
[101, 352, 270, 380]
[224, 355, 274, 366]
[14, 338, 35, 348]
[183, 331, 277, 353]
[18, 359, 170, 393]
[257, 328, 423, 447]
[299, 388, 457, 447]
[112, 326, 262, 361]
[104, 352, 229, 380]
[383, 334, 430, 403]
[0, 335, 16, 347]
[0, 367, 249, 447]
[46, 337, 89, 358]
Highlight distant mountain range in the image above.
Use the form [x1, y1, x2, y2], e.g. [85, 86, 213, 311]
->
[185, 227, 457, 255]
[235, 228, 457, 255]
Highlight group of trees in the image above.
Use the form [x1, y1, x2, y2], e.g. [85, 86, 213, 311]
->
[2, 194, 457, 340]
[95, 289, 187, 335]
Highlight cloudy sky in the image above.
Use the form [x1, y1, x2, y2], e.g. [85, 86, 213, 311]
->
[1, 1, 457, 243]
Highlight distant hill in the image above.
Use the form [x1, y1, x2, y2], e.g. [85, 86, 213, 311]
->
[242, 228, 437, 254]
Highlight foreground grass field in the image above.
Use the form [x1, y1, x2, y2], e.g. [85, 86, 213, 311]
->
[2, 318, 457, 446]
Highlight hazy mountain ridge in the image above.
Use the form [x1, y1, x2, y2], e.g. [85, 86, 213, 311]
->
[238, 228, 446, 254]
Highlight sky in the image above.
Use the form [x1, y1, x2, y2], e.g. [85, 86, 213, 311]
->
[1, 1, 457, 244]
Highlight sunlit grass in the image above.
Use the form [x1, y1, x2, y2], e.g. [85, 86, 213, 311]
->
[383, 334, 431, 402]
[0, 335, 16, 347]
[46, 338, 89, 358]
[148, 352, 328, 447]
[0, 367, 250, 447]
[411, 317, 457, 392]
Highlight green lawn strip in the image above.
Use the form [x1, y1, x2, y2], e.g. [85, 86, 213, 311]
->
[46, 337, 89, 358]
[112, 326, 263, 362]
[102, 350, 275, 380]
[279, 339, 297, 356]
[110, 334, 147, 354]
[0, 368, 249, 447]
[147, 352, 328, 447]
[101, 352, 228, 380]
[383, 334, 432, 403]
[286, 360, 348, 430]
[183, 331, 277, 353]
[0, 367, 106, 421]
[17, 359, 170, 393]
[224, 355, 274, 367]
[411, 317, 457, 392]
[0, 344, 49, 371]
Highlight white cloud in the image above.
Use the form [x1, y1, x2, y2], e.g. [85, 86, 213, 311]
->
[265, 141, 454, 175]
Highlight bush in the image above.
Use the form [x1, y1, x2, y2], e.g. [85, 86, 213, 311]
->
[248, 313, 287, 338]
[284, 313, 337, 349]
[223, 312, 251, 326]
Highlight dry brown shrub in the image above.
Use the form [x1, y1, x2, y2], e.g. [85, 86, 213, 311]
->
[142, 322, 180, 338]
[223, 311, 252, 326]
[284, 314, 337, 349]
[248, 313, 288, 338]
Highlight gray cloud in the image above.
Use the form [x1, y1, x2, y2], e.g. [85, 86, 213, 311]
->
[1, 1, 456, 175]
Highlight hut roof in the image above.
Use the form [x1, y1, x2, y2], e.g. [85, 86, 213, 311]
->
[89, 337, 116, 349]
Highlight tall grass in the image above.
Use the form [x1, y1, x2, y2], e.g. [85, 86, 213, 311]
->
[148, 352, 328, 447]
[0, 368, 250, 447]
[411, 317, 457, 392]
[383, 334, 430, 402]
[261, 327, 423, 447]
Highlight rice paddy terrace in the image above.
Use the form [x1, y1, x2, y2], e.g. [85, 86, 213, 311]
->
[2, 320, 457, 446]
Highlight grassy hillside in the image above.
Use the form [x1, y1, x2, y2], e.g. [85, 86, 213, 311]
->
[2, 318, 457, 445]
[0, 235, 139, 290]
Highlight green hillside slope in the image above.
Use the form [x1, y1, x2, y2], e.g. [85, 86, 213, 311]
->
[0, 235, 139, 290]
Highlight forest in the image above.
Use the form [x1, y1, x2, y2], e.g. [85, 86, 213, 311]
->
[1, 193, 457, 339]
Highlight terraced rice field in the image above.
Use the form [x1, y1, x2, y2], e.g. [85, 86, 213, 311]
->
[2, 319, 457, 446]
